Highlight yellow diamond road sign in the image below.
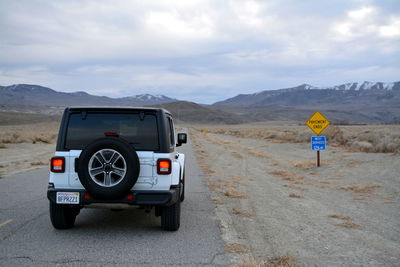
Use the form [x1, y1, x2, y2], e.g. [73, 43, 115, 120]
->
[305, 111, 330, 135]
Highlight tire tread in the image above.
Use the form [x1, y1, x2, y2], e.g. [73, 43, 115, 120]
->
[161, 199, 181, 231]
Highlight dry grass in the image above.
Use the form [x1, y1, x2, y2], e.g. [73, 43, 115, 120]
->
[235, 253, 295, 267]
[293, 160, 315, 169]
[338, 183, 381, 200]
[346, 160, 367, 168]
[224, 188, 249, 199]
[225, 243, 248, 253]
[247, 150, 268, 158]
[232, 151, 244, 159]
[269, 170, 308, 185]
[211, 197, 225, 205]
[288, 193, 304, 199]
[0, 121, 59, 145]
[328, 214, 362, 229]
[266, 253, 296, 267]
[232, 208, 253, 217]
[30, 161, 47, 166]
[269, 169, 330, 189]
[199, 124, 400, 154]
[283, 185, 309, 192]
[0, 143, 6, 149]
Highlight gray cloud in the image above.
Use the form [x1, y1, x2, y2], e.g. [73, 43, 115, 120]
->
[0, 0, 399, 103]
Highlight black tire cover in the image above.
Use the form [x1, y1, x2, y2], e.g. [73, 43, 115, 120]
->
[77, 137, 140, 200]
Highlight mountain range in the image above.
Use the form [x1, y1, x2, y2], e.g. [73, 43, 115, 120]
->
[0, 84, 178, 106]
[214, 82, 400, 107]
[1, 81, 399, 124]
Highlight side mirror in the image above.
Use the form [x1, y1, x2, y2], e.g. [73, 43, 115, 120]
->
[176, 133, 187, 147]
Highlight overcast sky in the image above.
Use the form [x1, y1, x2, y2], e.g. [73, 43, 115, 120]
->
[0, 0, 399, 103]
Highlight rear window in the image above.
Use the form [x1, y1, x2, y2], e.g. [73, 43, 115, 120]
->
[65, 112, 159, 151]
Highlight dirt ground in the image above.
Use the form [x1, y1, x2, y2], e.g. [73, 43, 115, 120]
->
[0, 121, 58, 178]
[1, 119, 399, 266]
[189, 128, 400, 266]
[0, 143, 55, 178]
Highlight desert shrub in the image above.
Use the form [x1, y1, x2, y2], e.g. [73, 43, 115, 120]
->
[1, 133, 25, 144]
[0, 122, 59, 145]
[199, 124, 400, 153]
[325, 125, 347, 145]
[348, 130, 400, 153]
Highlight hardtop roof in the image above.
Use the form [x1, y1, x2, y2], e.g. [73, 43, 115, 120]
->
[66, 106, 172, 116]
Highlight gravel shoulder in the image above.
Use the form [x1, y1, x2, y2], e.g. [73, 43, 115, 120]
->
[0, 143, 55, 178]
[190, 128, 400, 266]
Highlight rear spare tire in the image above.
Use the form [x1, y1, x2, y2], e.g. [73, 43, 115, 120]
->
[77, 137, 140, 200]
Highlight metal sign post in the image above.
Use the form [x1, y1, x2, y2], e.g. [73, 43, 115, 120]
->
[306, 112, 330, 167]
[311, 136, 326, 167]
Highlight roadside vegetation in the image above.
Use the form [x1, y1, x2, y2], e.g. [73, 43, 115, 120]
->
[193, 124, 400, 153]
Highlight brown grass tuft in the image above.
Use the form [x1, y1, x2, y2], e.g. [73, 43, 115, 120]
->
[289, 193, 304, 199]
[30, 161, 47, 166]
[293, 160, 315, 169]
[225, 243, 247, 253]
[211, 197, 224, 205]
[247, 150, 268, 158]
[232, 208, 253, 217]
[266, 253, 296, 267]
[339, 184, 381, 194]
[338, 183, 381, 200]
[232, 152, 244, 159]
[346, 160, 366, 168]
[269, 170, 306, 184]
[328, 214, 351, 220]
[224, 188, 248, 199]
[270, 169, 330, 189]
[235, 253, 296, 267]
[283, 184, 309, 192]
[329, 214, 362, 229]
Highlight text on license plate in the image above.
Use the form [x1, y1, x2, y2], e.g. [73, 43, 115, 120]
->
[56, 192, 80, 204]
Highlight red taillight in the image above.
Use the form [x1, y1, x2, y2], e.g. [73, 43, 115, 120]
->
[157, 159, 171, 175]
[51, 157, 65, 173]
[104, 132, 119, 137]
[84, 193, 91, 200]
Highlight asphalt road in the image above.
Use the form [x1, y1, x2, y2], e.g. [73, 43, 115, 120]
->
[0, 142, 229, 266]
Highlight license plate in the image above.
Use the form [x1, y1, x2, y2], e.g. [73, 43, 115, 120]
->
[56, 192, 80, 204]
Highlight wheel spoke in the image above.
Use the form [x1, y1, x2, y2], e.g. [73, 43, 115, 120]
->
[109, 152, 120, 165]
[112, 167, 125, 177]
[95, 153, 106, 165]
[90, 167, 104, 176]
[104, 172, 112, 186]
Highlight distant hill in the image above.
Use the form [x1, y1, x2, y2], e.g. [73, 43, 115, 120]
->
[213, 81, 400, 124]
[0, 84, 178, 106]
[149, 101, 248, 124]
[214, 82, 400, 108]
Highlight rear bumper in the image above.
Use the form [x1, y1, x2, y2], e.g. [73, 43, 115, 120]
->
[47, 187, 180, 207]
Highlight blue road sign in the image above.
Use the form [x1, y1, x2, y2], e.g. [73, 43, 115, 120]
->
[311, 136, 326, 151]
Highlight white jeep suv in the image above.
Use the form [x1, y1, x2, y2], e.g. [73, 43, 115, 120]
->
[47, 107, 187, 231]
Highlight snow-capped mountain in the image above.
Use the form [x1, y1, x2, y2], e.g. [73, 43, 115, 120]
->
[303, 81, 399, 91]
[213, 81, 400, 107]
[0, 84, 179, 106]
[123, 94, 177, 104]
